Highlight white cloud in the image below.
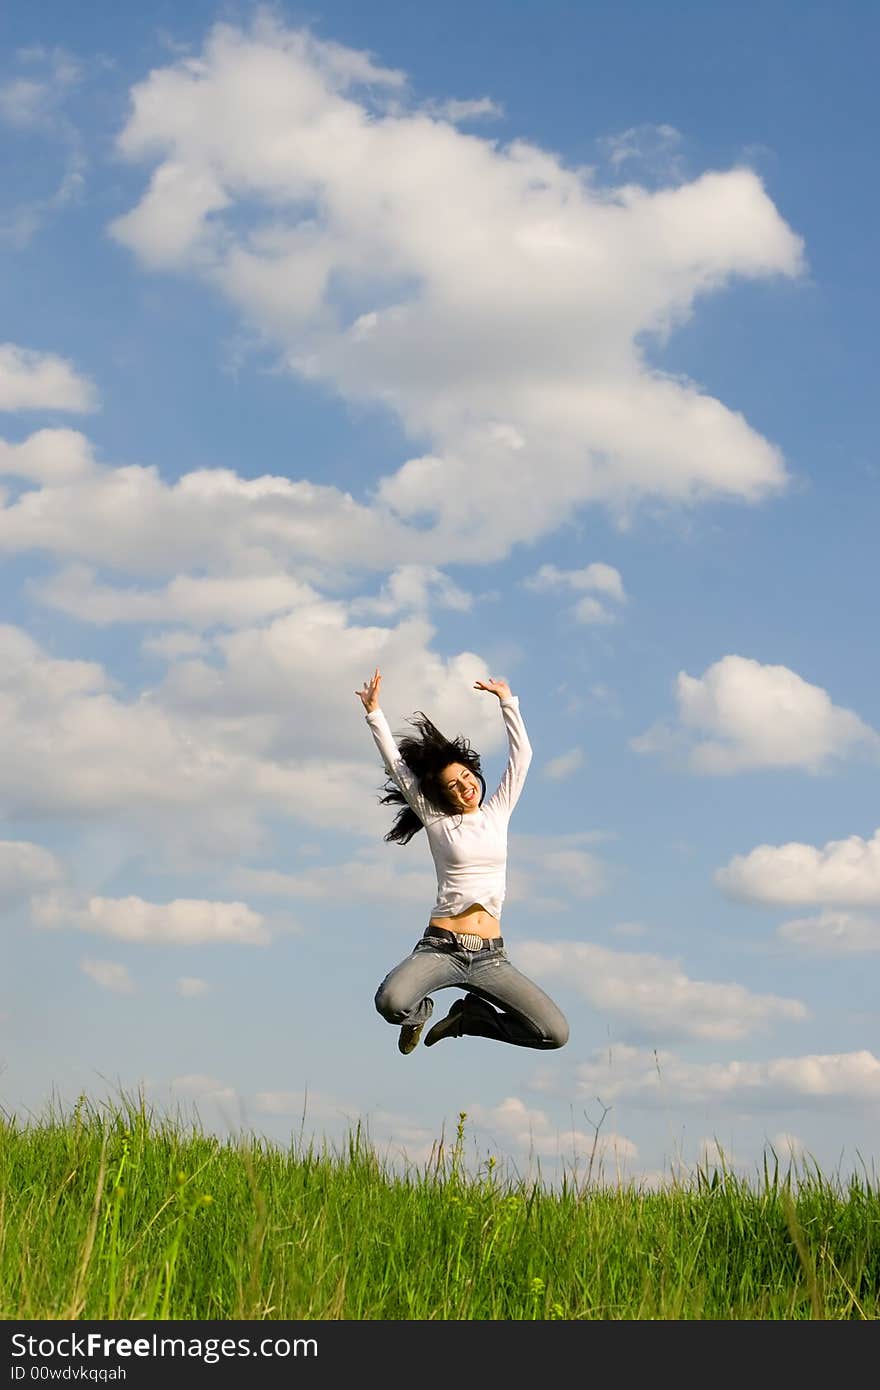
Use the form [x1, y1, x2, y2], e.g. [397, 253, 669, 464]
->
[229, 848, 432, 905]
[254, 1088, 346, 1120]
[570, 596, 613, 625]
[158, 607, 507, 767]
[524, 562, 626, 625]
[0, 615, 515, 858]
[0, 49, 82, 129]
[573, 1045, 880, 1108]
[252, 1090, 442, 1170]
[142, 630, 209, 660]
[0, 440, 413, 576]
[35, 892, 270, 945]
[525, 561, 626, 602]
[604, 124, 681, 167]
[429, 97, 503, 123]
[0, 76, 54, 128]
[0, 428, 97, 482]
[0, 624, 253, 828]
[81, 958, 134, 994]
[169, 1074, 236, 1104]
[465, 1096, 637, 1165]
[105, 16, 803, 560]
[508, 833, 610, 909]
[0, 346, 97, 413]
[515, 940, 807, 1040]
[349, 565, 472, 618]
[599, 123, 685, 178]
[0, 839, 64, 906]
[1, 168, 85, 247]
[717, 828, 880, 906]
[32, 564, 318, 629]
[230, 831, 608, 918]
[0, 50, 87, 247]
[632, 655, 879, 772]
[777, 909, 880, 955]
[696, 1137, 747, 1172]
[175, 976, 211, 997]
[609, 920, 647, 939]
[541, 747, 584, 781]
[767, 1132, 808, 1162]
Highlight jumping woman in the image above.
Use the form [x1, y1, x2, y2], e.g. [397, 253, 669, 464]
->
[355, 667, 569, 1055]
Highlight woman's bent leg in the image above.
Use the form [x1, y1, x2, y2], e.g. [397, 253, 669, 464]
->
[374, 941, 465, 1028]
[432, 950, 569, 1050]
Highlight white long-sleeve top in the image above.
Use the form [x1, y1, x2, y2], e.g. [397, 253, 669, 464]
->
[365, 697, 532, 921]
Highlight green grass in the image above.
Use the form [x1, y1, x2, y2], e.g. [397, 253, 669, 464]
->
[2, 1094, 879, 1319]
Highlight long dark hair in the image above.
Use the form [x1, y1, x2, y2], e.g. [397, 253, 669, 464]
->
[380, 711, 485, 844]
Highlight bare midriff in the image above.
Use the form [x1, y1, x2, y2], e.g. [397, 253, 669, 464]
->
[428, 902, 501, 940]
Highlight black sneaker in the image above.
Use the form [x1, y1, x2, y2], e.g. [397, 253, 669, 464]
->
[398, 1022, 424, 1055]
[423, 997, 467, 1047]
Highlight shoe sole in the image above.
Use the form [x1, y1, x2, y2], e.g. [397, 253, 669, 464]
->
[424, 994, 501, 1046]
[424, 998, 468, 1047]
[398, 1025, 423, 1055]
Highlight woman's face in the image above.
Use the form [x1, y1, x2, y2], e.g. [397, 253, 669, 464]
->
[439, 763, 481, 813]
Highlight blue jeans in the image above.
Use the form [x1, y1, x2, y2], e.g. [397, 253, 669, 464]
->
[374, 934, 569, 1049]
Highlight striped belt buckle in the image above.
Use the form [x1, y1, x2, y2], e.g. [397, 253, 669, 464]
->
[455, 930, 487, 951]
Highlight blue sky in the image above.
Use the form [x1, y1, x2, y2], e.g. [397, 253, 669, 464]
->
[2, 0, 879, 1186]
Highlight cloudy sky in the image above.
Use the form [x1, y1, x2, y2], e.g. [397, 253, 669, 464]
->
[3, 0, 878, 1186]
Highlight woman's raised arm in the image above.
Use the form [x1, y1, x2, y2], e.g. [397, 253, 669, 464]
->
[357, 669, 437, 824]
[474, 677, 511, 702]
[355, 666, 382, 713]
[477, 677, 532, 814]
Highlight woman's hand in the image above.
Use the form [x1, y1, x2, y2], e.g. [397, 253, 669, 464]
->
[474, 677, 511, 702]
[356, 667, 382, 713]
